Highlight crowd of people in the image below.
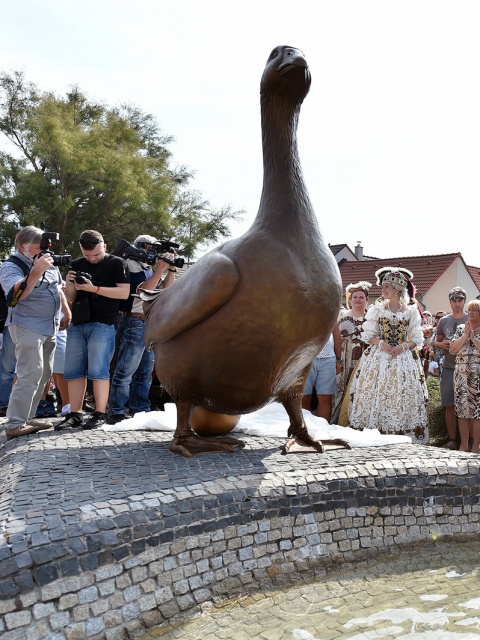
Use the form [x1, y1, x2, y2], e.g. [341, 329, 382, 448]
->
[0, 227, 478, 452]
[302, 268, 479, 452]
[0, 226, 177, 439]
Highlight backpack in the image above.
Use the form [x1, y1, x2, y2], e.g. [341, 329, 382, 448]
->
[0, 256, 31, 332]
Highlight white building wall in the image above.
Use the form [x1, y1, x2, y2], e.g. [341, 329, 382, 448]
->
[422, 259, 479, 314]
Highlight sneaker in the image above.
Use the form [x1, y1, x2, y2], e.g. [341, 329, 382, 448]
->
[54, 412, 84, 431]
[35, 400, 47, 418]
[44, 401, 58, 417]
[0, 406, 8, 418]
[83, 411, 108, 430]
[106, 414, 127, 425]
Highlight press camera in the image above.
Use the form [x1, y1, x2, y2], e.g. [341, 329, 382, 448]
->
[75, 271, 92, 285]
[36, 232, 71, 267]
[112, 238, 185, 269]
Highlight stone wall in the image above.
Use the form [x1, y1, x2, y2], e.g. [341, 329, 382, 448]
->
[1, 431, 479, 639]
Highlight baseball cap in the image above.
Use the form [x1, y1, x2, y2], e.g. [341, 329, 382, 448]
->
[448, 287, 466, 300]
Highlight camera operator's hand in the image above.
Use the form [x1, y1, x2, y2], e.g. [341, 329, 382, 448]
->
[66, 270, 92, 291]
[157, 252, 176, 270]
[32, 252, 54, 275]
[67, 269, 77, 284]
[75, 277, 94, 292]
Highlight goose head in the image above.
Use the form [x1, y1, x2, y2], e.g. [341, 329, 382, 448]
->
[261, 45, 311, 104]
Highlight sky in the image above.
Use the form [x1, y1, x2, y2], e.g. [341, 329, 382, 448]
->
[1, 1, 480, 264]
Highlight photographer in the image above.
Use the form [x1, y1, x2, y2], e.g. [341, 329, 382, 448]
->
[55, 230, 130, 431]
[107, 235, 177, 423]
[0, 226, 71, 439]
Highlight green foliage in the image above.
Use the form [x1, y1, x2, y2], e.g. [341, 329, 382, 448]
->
[0, 72, 243, 259]
[427, 376, 448, 445]
[171, 190, 244, 263]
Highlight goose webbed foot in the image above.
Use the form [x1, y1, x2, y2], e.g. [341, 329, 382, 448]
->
[170, 434, 245, 457]
[281, 426, 351, 455]
[282, 425, 324, 454]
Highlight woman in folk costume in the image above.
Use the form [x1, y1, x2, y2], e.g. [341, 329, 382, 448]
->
[348, 267, 429, 443]
[332, 281, 371, 425]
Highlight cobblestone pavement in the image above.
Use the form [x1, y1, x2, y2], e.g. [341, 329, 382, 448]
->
[1, 417, 480, 639]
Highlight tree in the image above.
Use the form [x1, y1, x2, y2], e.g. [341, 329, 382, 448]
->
[171, 190, 244, 263]
[0, 71, 242, 260]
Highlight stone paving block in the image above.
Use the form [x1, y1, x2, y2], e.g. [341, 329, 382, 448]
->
[154, 586, 173, 604]
[94, 565, 123, 581]
[72, 605, 90, 623]
[102, 611, 122, 630]
[50, 611, 70, 630]
[33, 601, 56, 619]
[122, 602, 140, 623]
[78, 586, 98, 605]
[141, 609, 163, 628]
[26, 620, 53, 640]
[90, 600, 110, 617]
[0, 598, 16, 616]
[5, 610, 32, 630]
[85, 617, 105, 637]
[64, 623, 86, 640]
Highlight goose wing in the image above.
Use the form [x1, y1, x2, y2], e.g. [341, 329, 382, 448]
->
[144, 252, 239, 346]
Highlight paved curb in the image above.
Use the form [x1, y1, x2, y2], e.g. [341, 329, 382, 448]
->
[0, 427, 479, 639]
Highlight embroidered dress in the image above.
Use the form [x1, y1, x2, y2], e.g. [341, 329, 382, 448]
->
[348, 301, 429, 443]
[331, 310, 366, 425]
[453, 325, 480, 420]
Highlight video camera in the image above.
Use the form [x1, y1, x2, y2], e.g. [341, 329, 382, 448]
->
[37, 232, 71, 267]
[112, 238, 185, 269]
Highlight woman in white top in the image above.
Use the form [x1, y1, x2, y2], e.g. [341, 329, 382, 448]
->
[348, 267, 428, 444]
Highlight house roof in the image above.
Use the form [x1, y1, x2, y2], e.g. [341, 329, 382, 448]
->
[328, 243, 352, 256]
[339, 253, 466, 297]
[467, 264, 480, 291]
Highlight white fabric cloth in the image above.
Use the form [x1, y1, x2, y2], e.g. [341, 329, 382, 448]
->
[102, 402, 412, 448]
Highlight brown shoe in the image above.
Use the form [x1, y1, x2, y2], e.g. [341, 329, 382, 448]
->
[27, 419, 53, 429]
[6, 424, 44, 439]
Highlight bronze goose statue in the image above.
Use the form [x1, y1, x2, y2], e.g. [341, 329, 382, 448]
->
[144, 45, 345, 456]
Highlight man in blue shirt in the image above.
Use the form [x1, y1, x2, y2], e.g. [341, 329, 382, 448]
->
[0, 226, 71, 439]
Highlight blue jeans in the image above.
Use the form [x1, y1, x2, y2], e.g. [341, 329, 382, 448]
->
[64, 322, 116, 380]
[109, 316, 154, 415]
[0, 327, 16, 410]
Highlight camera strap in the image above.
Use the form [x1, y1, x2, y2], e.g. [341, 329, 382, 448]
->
[6, 256, 32, 308]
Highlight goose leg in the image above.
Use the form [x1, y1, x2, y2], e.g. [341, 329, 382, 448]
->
[170, 402, 245, 457]
[281, 397, 351, 454]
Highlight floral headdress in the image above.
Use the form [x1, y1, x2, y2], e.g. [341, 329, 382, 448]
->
[345, 281, 372, 296]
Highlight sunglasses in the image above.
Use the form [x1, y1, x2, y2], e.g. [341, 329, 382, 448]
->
[450, 297, 465, 301]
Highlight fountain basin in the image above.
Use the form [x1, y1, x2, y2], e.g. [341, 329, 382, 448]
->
[0, 429, 479, 639]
